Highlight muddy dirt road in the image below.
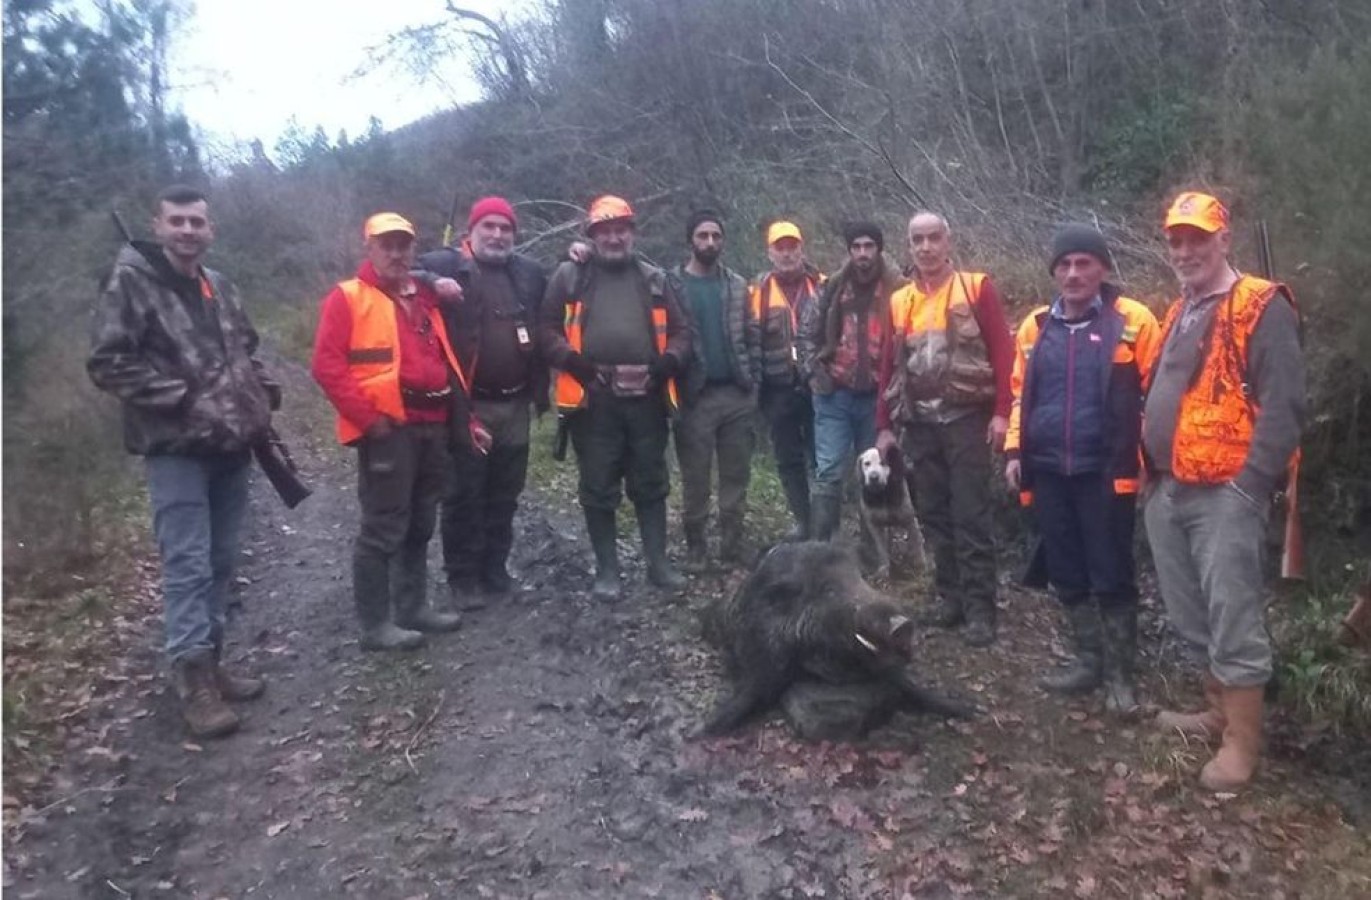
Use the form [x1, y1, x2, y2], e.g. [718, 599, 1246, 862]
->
[5, 379, 1368, 899]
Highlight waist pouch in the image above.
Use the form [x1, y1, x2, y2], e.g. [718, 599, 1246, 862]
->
[603, 364, 652, 398]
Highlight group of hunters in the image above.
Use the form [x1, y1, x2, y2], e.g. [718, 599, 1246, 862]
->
[89, 183, 1304, 796]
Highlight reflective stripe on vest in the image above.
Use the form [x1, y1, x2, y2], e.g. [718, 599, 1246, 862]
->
[553, 299, 677, 412]
[333, 278, 468, 444]
[1159, 275, 1294, 484]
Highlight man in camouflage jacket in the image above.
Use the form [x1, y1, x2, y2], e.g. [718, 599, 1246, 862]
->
[88, 185, 278, 740]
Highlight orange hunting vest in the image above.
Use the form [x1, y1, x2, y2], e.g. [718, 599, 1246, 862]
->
[553, 295, 678, 412]
[1155, 275, 1295, 484]
[750, 273, 820, 333]
[333, 278, 468, 444]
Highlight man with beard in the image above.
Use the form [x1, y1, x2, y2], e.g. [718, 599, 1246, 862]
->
[89, 184, 277, 738]
[313, 213, 476, 651]
[539, 195, 692, 600]
[751, 221, 824, 540]
[798, 222, 907, 543]
[416, 197, 548, 609]
[671, 209, 761, 571]
[875, 212, 1015, 647]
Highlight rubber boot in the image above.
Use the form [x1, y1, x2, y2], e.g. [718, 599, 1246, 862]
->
[719, 513, 748, 569]
[1100, 604, 1139, 714]
[212, 641, 265, 702]
[1040, 601, 1102, 693]
[781, 475, 811, 542]
[962, 595, 998, 647]
[638, 500, 687, 590]
[921, 595, 965, 629]
[482, 500, 518, 598]
[810, 487, 842, 542]
[394, 544, 463, 633]
[172, 651, 240, 738]
[585, 507, 621, 600]
[355, 551, 424, 650]
[682, 521, 709, 574]
[1199, 684, 1264, 792]
[1157, 671, 1227, 741]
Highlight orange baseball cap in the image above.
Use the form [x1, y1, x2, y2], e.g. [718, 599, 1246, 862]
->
[1164, 192, 1229, 233]
[586, 195, 635, 230]
[363, 212, 416, 240]
[766, 221, 803, 245]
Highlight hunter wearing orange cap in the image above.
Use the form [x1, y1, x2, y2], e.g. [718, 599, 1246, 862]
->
[1143, 191, 1305, 792]
[313, 213, 485, 651]
[539, 195, 693, 599]
[751, 220, 824, 540]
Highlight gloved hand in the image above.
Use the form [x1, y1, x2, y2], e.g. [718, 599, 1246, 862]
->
[564, 352, 600, 387]
[648, 353, 679, 385]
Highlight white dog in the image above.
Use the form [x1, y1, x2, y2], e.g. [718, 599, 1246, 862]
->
[856, 445, 927, 581]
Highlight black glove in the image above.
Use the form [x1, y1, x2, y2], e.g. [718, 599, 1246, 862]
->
[564, 352, 600, 386]
[648, 353, 679, 384]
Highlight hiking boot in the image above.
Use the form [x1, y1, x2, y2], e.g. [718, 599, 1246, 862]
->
[1040, 602, 1103, 694]
[638, 500, 687, 590]
[396, 606, 463, 633]
[719, 515, 749, 569]
[212, 642, 265, 702]
[921, 594, 965, 629]
[1199, 684, 1264, 792]
[1100, 604, 1139, 715]
[962, 596, 997, 647]
[172, 651, 240, 739]
[1157, 671, 1226, 741]
[682, 522, 709, 574]
[447, 577, 488, 612]
[359, 622, 426, 652]
[585, 507, 621, 601]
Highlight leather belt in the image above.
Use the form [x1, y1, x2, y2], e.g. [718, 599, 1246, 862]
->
[400, 386, 453, 410]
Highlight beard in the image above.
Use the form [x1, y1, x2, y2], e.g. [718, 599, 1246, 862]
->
[693, 246, 721, 267]
[473, 244, 512, 265]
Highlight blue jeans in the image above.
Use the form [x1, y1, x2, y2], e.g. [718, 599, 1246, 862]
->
[812, 388, 877, 488]
[145, 452, 251, 661]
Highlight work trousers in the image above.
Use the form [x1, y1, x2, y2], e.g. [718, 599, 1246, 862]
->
[353, 422, 449, 628]
[675, 383, 755, 532]
[1144, 476, 1273, 686]
[901, 409, 998, 608]
[568, 388, 671, 511]
[441, 397, 531, 587]
[145, 451, 252, 661]
[760, 383, 815, 520]
[1030, 469, 1137, 608]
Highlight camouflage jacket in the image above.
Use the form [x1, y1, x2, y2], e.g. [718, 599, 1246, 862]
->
[88, 242, 278, 456]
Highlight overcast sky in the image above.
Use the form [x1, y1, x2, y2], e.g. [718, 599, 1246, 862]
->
[168, 0, 503, 162]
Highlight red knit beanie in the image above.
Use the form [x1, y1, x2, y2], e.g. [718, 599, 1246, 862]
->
[467, 196, 517, 230]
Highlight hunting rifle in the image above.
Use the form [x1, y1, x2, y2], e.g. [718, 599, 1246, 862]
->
[1255, 220, 1305, 581]
[110, 211, 312, 509]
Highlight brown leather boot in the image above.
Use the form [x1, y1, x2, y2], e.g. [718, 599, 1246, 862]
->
[172, 652, 240, 739]
[212, 643, 265, 702]
[1199, 684, 1264, 792]
[1156, 671, 1226, 741]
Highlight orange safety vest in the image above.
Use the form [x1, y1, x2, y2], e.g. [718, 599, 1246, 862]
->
[333, 278, 468, 444]
[553, 296, 678, 412]
[750, 273, 819, 333]
[1155, 274, 1296, 484]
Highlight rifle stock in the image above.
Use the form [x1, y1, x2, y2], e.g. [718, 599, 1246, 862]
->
[1256, 220, 1305, 581]
[253, 427, 311, 509]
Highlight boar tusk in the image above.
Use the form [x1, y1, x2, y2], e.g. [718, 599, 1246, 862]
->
[854, 633, 879, 652]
